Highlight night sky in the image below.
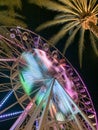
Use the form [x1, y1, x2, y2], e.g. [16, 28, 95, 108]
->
[22, 1, 98, 115]
[0, 0, 98, 129]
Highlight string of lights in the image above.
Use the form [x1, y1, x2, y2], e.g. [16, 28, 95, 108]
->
[0, 91, 13, 108]
[0, 111, 23, 120]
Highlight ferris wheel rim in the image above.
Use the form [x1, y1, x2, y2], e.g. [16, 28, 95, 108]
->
[0, 26, 97, 130]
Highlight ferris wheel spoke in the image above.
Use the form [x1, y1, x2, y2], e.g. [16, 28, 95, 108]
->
[0, 90, 13, 108]
[37, 78, 55, 130]
[64, 88, 96, 130]
[9, 102, 34, 130]
[24, 79, 55, 130]
[0, 64, 11, 70]
[55, 81, 83, 130]
[0, 89, 12, 92]
[2, 39, 22, 57]
[0, 26, 97, 130]
[29, 78, 53, 84]
[29, 87, 41, 96]
[0, 101, 18, 115]
[0, 58, 17, 62]
[0, 34, 25, 51]
[0, 83, 12, 92]
[0, 48, 12, 58]
[0, 83, 11, 86]
[0, 72, 10, 79]
[0, 110, 23, 122]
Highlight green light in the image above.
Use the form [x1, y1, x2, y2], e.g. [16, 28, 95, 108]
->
[35, 92, 45, 105]
[19, 72, 31, 95]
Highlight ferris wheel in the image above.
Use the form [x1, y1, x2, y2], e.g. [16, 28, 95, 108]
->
[0, 26, 97, 130]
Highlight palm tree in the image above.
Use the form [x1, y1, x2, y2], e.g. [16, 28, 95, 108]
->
[0, 0, 26, 27]
[31, 0, 98, 67]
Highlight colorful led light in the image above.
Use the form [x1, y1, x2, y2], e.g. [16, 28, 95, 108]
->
[19, 50, 78, 120]
[19, 51, 52, 95]
[0, 91, 13, 108]
[20, 52, 45, 95]
[55, 112, 65, 121]
[35, 88, 46, 106]
[0, 111, 23, 119]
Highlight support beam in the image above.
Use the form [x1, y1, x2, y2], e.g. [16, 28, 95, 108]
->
[24, 78, 55, 130]
[38, 78, 55, 130]
[10, 102, 33, 130]
[64, 89, 96, 130]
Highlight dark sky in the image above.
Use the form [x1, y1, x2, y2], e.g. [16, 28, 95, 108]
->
[22, 1, 98, 115]
[0, 1, 98, 129]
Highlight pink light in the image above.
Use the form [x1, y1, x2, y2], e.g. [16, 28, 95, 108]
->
[55, 63, 78, 101]
[35, 49, 78, 101]
[63, 71, 78, 101]
[35, 49, 52, 69]
[0, 58, 16, 62]
[25, 102, 33, 111]
[10, 102, 33, 130]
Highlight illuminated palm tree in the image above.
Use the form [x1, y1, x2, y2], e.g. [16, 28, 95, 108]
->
[0, 0, 26, 27]
[32, 0, 98, 67]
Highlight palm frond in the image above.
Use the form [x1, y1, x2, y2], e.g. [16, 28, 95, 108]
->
[0, 0, 26, 27]
[54, 14, 75, 19]
[72, 0, 84, 12]
[33, 0, 98, 67]
[36, 17, 78, 31]
[49, 21, 80, 44]
[58, 0, 82, 13]
[31, 0, 80, 16]
[28, 0, 44, 6]
[63, 25, 81, 54]
[0, 0, 22, 9]
[90, 32, 98, 56]
[92, 4, 98, 14]
[49, 26, 67, 45]
[0, 11, 26, 27]
[88, 0, 97, 11]
[78, 28, 85, 68]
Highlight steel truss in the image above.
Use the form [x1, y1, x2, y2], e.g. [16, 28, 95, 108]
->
[0, 26, 97, 130]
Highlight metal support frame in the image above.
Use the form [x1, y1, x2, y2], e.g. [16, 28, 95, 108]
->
[23, 78, 55, 130]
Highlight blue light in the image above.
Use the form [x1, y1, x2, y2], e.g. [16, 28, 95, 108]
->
[0, 111, 23, 119]
[0, 91, 13, 108]
[20, 51, 52, 95]
[35, 119, 39, 129]
[53, 80, 72, 117]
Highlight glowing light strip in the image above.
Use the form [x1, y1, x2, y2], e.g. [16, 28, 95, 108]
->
[35, 119, 39, 129]
[0, 91, 13, 108]
[10, 102, 33, 130]
[0, 111, 23, 119]
[0, 58, 16, 62]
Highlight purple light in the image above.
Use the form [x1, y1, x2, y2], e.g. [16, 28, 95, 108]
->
[0, 91, 13, 108]
[0, 111, 23, 119]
